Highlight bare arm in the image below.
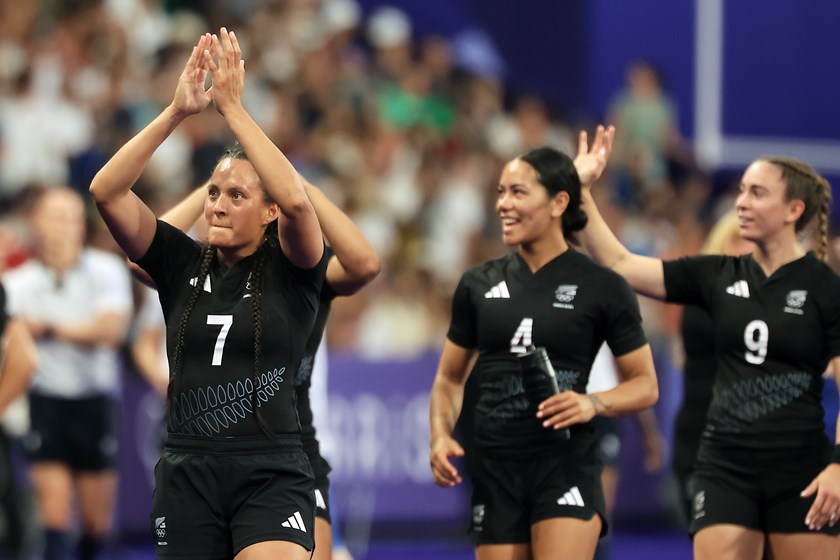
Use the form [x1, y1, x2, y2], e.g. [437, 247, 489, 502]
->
[206, 29, 322, 269]
[161, 183, 207, 233]
[90, 34, 214, 261]
[574, 126, 667, 300]
[538, 344, 658, 431]
[132, 325, 169, 397]
[429, 339, 477, 487]
[636, 407, 666, 472]
[302, 178, 381, 295]
[127, 184, 208, 287]
[51, 311, 131, 348]
[587, 344, 659, 416]
[0, 318, 37, 416]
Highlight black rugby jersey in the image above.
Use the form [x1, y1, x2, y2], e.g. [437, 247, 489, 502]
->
[295, 246, 336, 464]
[447, 248, 647, 457]
[136, 220, 327, 438]
[664, 252, 840, 450]
[673, 304, 715, 474]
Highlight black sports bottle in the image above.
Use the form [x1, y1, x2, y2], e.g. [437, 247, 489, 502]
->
[518, 345, 570, 441]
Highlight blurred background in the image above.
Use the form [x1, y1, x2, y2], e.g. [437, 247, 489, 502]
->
[0, 0, 839, 559]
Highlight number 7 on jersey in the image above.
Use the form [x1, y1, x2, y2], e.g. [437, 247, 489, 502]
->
[207, 314, 233, 366]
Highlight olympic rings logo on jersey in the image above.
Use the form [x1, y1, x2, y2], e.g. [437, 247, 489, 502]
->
[553, 285, 578, 309]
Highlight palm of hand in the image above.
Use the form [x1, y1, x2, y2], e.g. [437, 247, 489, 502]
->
[574, 153, 606, 186]
[173, 68, 211, 115]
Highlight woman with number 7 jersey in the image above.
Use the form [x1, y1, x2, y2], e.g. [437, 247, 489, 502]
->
[90, 30, 325, 560]
[577, 126, 840, 560]
[428, 132, 658, 560]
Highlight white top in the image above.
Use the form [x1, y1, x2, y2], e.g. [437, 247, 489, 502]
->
[586, 343, 620, 394]
[136, 285, 168, 375]
[2, 248, 132, 398]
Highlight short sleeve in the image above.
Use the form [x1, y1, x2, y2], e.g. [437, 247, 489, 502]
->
[446, 273, 477, 349]
[663, 255, 727, 308]
[604, 275, 647, 357]
[134, 220, 203, 299]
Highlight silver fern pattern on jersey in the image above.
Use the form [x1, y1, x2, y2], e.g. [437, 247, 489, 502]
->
[169, 367, 286, 435]
[707, 372, 812, 432]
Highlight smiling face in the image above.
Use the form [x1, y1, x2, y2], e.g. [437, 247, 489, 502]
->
[204, 157, 278, 260]
[735, 160, 804, 245]
[496, 158, 567, 247]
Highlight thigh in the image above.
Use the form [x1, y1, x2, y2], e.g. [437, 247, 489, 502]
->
[229, 449, 316, 555]
[151, 452, 232, 560]
[469, 455, 529, 546]
[75, 470, 118, 532]
[235, 540, 310, 560]
[475, 543, 530, 560]
[312, 517, 333, 560]
[693, 525, 764, 560]
[29, 462, 74, 527]
[531, 516, 601, 560]
[767, 532, 840, 560]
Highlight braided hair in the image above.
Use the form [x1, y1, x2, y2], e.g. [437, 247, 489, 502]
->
[168, 143, 280, 439]
[762, 156, 833, 262]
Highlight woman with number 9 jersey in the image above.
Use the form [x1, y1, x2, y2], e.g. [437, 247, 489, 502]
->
[578, 126, 840, 560]
[429, 129, 658, 560]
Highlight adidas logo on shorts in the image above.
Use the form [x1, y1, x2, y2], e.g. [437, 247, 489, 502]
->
[282, 511, 307, 532]
[557, 486, 585, 507]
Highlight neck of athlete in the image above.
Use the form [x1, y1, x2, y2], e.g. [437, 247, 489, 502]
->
[518, 232, 569, 273]
[751, 231, 805, 277]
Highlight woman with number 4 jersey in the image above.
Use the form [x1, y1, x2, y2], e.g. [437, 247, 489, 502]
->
[429, 136, 658, 560]
[578, 125, 840, 560]
[91, 30, 326, 560]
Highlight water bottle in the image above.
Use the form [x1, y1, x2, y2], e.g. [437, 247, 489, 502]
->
[518, 345, 570, 441]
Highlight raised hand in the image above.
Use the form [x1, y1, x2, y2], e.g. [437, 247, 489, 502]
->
[203, 27, 245, 116]
[172, 33, 214, 116]
[574, 125, 615, 189]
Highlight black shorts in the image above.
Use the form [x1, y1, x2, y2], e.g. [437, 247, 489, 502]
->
[591, 416, 621, 468]
[304, 439, 332, 522]
[151, 434, 316, 558]
[468, 450, 607, 545]
[689, 441, 840, 536]
[24, 394, 118, 471]
[313, 478, 331, 523]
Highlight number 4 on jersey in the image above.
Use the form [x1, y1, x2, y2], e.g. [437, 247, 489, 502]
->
[510, 318, 533, 354]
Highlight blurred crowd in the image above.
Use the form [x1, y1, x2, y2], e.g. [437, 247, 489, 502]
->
[0, 0, 837, 364]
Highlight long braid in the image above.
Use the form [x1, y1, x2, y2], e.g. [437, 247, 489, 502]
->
[250, 220, 280, 440]
[763, 156, 833, 262]
[817, 177, 832, 262]
[168, 245, 215, 429]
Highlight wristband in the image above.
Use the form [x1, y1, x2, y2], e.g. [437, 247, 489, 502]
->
[831, 444, 840, 464]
